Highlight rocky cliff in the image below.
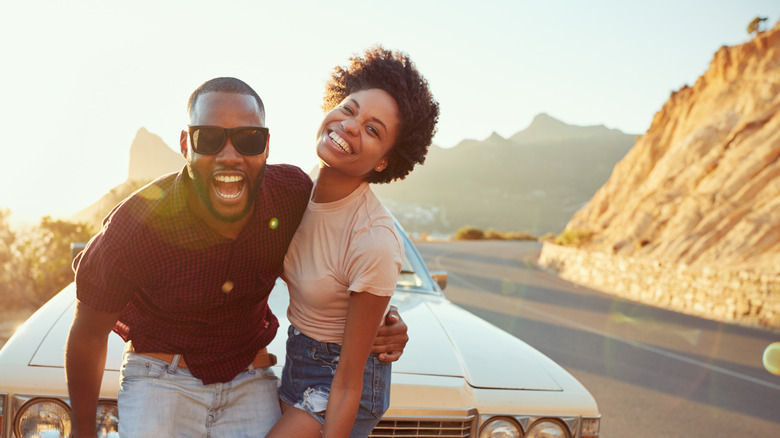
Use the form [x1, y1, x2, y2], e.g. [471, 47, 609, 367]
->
[542, 22, 780, 328]
[568, 23, 780, 274]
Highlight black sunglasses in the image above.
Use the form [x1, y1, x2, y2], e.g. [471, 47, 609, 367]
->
[188, 125, 269, 156]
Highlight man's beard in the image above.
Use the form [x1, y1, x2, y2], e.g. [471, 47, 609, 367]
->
[187, 164, 266, 223]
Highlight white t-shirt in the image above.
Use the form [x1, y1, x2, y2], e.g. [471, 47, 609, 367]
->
[283, 182, 403, 344]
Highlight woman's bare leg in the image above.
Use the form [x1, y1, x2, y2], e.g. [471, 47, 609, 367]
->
[266, 401, 323, 438]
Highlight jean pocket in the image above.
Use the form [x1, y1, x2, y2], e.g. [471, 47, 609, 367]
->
[369, 357, 391, 418]
[121, 354, 168, 380]
[311, 349, 340, 376]
[252, 366, 278, 381]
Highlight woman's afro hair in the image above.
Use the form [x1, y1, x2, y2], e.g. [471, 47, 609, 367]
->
[322, 46, 439, 184]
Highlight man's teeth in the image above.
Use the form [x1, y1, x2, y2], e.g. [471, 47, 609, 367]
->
[329, 132, 353, 153]
[218, 191, 240, 199]
[214, 175, 243, 183]
[213, 174, 244, 199]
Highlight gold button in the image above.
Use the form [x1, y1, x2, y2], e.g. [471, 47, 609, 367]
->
[221, 281, 234, 293]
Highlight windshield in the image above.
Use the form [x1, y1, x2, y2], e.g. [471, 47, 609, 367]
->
[395, 226, 439, 295]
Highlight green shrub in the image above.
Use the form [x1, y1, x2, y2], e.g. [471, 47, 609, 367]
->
[485, 229, 537, 241]
[483, 229, 504, 240]
[503, 231, 537, 241]
[5, 215, 95, 308]
[554, 228, 594, 247]
[453, 226, 484, 240]
[453, 226, 537, 241]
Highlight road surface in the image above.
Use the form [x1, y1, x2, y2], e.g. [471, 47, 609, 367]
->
[415, 240, 780, 437]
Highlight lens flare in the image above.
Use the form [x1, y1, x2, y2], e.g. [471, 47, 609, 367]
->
[269, 217, 279, 229]
[762, 342, 780, 376]
[501, 279, 516, 295]
[139, 184, 165, 200]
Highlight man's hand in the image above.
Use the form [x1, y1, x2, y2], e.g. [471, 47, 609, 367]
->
[66, 301, 121, 438]
[371, 305, 409, 362]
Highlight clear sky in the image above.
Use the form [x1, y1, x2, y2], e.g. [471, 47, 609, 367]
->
[1, 0, 776, 226]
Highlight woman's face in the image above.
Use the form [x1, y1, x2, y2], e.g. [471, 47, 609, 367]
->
[315, 88, 399, 180]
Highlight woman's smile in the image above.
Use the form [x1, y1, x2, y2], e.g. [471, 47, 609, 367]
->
[328, 131, 353, 154]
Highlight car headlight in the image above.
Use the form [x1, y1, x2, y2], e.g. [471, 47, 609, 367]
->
[96, 401, 119, 437]
[526, 419, 569, 438]
[14, 398, 72, 438]
[479, 417, 523, 438]
[1, 392, 7, 438]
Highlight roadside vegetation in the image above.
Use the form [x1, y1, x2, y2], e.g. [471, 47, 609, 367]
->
[419, 225, 595, 246]
[0, 208, 94, 312]
[552, 228, 594, 247]
[451, 226, 537, 241]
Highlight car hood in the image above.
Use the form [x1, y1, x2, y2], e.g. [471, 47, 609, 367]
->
[387, 291, 562, 391]
[29, 285, 562, 391]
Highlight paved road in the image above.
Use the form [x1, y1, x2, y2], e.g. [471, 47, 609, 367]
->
[415, 240, 780, 438]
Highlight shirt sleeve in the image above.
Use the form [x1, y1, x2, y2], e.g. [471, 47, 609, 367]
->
[73, 216, 138, 313]
[346, 224, 403, 297]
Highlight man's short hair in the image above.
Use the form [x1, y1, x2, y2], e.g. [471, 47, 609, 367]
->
[187, 77, 265, 124]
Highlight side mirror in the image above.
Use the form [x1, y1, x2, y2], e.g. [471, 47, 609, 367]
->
[430, 271, 448, 291]
[71, 242, 87, 262]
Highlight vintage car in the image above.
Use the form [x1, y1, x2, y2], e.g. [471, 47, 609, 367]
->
[0, 228, 600, 438]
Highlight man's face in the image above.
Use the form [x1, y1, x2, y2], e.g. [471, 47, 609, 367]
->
[180, 92, 269, 224]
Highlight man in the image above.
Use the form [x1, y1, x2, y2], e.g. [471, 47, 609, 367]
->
[65, 77, 408, 437]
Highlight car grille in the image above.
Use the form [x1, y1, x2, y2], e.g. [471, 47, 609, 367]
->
[369, 418, 474, 437]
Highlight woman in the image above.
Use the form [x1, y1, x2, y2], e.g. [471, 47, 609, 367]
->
[267, 46, 439, 438]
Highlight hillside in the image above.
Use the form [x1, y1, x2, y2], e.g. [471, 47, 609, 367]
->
[372, 113, 636, 235]
[540, 22, 780, 328]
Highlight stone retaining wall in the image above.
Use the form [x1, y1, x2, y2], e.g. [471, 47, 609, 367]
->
[538, 242, 780, 330]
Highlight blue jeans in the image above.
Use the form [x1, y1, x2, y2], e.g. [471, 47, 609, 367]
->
[118, 351, 281, 437]
[277, 325, 391, 438]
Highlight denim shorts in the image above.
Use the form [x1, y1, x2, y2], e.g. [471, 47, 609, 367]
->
[278, 325, 391, 437]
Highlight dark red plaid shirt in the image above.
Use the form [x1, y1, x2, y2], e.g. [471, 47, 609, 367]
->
[74, 164, 312, 384]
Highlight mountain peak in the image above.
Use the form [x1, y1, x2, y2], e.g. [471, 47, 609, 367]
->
[510, 113, 616, 144]
[128, 128, 185, 182]
[486, 131, 505, 142]
[527, 113, 567, 129]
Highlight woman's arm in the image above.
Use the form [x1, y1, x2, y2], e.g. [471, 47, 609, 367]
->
[322, 291, 391, 438]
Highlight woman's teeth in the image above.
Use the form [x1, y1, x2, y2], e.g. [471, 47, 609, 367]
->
[329, 132, 353, 154]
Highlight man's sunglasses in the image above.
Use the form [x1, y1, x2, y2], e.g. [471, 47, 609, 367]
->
[188, 125, 269, 156]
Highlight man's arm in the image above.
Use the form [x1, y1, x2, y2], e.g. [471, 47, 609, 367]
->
[370, 305, 409, 362]
[65, 301, 121, 438]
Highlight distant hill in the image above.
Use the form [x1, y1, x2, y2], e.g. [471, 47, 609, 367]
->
[372, 113, 637, 235]
[128, 127, 185, 181]
[72, 128, 184, 229]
